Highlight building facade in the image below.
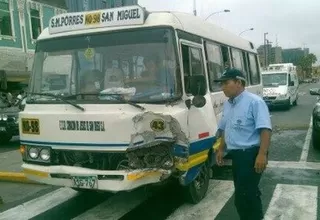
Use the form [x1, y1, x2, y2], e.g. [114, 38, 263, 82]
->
[257, 44, 271, 68]
[257, 44, 283, 68]
[270, 46, 282, 64]
[282, 48, 309, 66]
[0, 0, 67, 84]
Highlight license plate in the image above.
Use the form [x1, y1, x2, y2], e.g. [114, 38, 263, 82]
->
[0, 127, 6, 131]
[84, 12, 101, 25]
[71, 175, 98, 189]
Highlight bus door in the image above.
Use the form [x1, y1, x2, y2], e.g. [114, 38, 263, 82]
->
[179, 40, 217, 159]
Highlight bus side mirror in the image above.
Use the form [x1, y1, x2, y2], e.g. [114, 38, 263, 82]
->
[185, 75, 207, 108]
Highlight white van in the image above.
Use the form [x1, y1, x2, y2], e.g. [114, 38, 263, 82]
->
[262, 63, 299, 109]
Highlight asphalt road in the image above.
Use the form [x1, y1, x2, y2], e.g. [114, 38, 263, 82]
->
[0, 82, 319, 220]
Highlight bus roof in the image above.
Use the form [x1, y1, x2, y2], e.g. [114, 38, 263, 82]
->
[38, 5, 256, 53]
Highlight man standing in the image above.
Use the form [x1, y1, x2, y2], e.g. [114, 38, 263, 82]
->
[215, 68, 272, 220]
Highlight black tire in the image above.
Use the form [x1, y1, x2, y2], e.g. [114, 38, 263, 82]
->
[183, 162, 210, 204]
[293, 97, 298, 106]
[312, 131, 320, 150]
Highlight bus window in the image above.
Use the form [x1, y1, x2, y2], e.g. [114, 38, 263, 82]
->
[248, 53, 260, 85]
[41, 52, 72, 93]
[242, 51, 251, 85]
[181, 44, 206, 94]
[221, 46, 231, 69]
[231, 48, 245, 71]
[205, 42, 224, 92]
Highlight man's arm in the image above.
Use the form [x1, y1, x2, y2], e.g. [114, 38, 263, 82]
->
[259, 129, 271, 156]
[216, 116, 226, 166]
[252, 99, 272, 172]
[218, 131, 226, 151]
[217, 105, 227, 151]
[252, 99, 272, 151]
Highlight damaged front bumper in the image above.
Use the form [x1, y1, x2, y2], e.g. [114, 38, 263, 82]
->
[22, 163, 172, 192]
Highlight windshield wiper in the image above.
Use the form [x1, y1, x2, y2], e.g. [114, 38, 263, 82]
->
[28, 92, 85, 111]
[65, 93, 145, 111]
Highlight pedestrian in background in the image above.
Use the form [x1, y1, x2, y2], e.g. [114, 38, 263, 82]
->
[214, 68, 272, 220]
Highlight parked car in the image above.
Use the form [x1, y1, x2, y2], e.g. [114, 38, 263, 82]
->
[0, 94, 20, 144]
[309, 88, 320, 149]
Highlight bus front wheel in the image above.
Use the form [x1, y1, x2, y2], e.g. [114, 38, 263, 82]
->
[183, 162, 210, 204]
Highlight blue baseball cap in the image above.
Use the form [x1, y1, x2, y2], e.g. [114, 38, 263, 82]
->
[214, 68, 246, 82]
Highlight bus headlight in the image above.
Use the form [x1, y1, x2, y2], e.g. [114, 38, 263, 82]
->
[29, 147, 39, 159]
[40, 148, 50, 161]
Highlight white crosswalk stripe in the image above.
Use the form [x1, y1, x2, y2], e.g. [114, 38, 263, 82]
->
[166, 180, 234, 220]
[0, 180, 318, 220]
[264, 184, 318, 220]
[0, 187, 79, 220]
[73, 188, 149, 220]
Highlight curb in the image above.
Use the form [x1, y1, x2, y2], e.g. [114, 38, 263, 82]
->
[0, 171, 43, 184]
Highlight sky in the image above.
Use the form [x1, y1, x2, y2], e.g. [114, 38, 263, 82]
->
[138, 0, 320, 64]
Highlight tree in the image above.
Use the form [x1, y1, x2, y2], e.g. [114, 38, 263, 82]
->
[298, 53, 317, 77]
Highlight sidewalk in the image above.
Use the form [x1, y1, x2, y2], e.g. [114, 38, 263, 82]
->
[0, 149, 37, 184]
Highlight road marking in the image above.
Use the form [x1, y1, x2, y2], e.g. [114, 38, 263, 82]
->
[300, 116, 313, 162]
[264, 184, 318, 220]
[166, 180, 234, 220]
[298, 92, 306, 96]
[73, 188, 149, 220]
[223, 160, 320, 170]
[0, 187, 78, 220]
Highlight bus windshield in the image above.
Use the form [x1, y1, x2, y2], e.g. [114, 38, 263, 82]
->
[28, 28, 181, 104]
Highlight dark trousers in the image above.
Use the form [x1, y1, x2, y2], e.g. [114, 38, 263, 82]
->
[230, 147, 263, 220]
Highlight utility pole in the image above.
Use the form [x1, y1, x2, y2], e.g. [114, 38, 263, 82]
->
[267, 40, 273, 65]
[193, 0, 197, 16]
[264, 32, 268, 68]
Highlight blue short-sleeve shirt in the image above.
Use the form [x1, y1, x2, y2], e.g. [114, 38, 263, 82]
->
[218, 90, 272, 150]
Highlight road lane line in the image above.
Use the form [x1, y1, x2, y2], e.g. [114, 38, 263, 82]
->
[72, 188, 149, 220]
[264, 184, 318, 220]
[166, 180, 234, 220]
[300, 116, 313, 162]
[0, 187, 79, 220]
